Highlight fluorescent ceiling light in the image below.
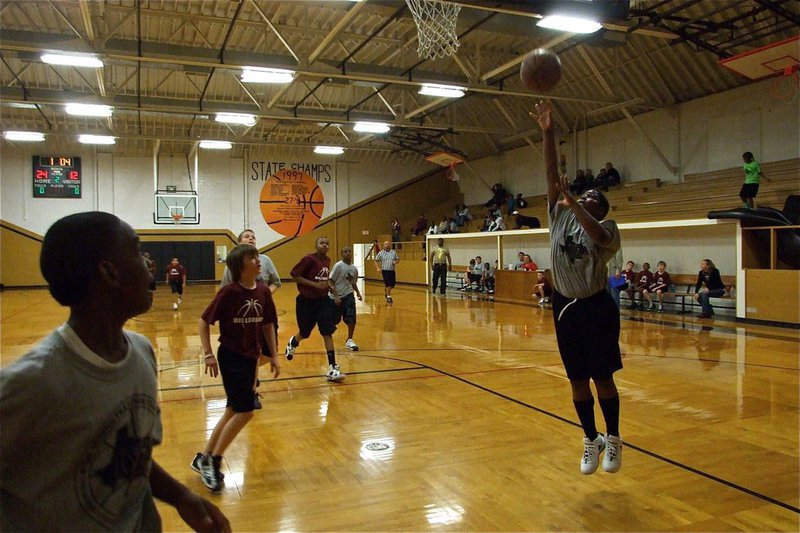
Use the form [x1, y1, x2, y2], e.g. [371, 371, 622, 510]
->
[41, 53, 104, 68]
[79, 134, 116, 145]
[5, 102, 38, 109]
[241, 67, 295, 84]
[65, 103, 113, 117]
[537, 15, 602, 34]
[353, 121, 391, 134]
[215, 113, 257, 126]
[3, 131, 45, 142]
[199, 140, 232, 149]
[314, 146, 345, 155]
[419, 84, 465, 98]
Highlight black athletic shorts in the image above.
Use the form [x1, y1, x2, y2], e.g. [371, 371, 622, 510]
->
[217, 344, 257, 413]
[381, 269, 396, 288]
[740, 183, 759, 199]
[296, 294, 337, 338]
[335, 293, 357, 325]
[169, 279, 183, 295]
[552, 289, 622, 381]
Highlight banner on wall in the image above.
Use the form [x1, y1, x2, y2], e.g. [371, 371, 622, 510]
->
[250, 160, 332, 238]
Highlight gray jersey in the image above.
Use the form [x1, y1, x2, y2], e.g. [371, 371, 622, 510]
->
[220, 252, 281, 289]
[549, 203, 620, 299]
[329, 261, 359, 299]
[0, 325, 163, 531]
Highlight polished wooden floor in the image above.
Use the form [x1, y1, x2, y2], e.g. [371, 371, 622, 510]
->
[2, 282, 798, 532]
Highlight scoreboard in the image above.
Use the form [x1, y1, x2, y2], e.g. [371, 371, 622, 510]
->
[33, 156, 82, 198]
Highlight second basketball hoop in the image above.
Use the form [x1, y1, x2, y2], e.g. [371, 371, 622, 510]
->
[405, 0, 462, 60]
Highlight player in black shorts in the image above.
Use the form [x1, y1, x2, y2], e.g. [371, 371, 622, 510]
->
[535, 100, 624, 475]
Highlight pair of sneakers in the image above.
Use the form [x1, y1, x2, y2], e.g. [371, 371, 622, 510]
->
[191, 453, 224, 492]
[581, 433, 622, 475]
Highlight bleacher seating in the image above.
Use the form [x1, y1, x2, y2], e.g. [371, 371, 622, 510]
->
[463, 158, 799, 228]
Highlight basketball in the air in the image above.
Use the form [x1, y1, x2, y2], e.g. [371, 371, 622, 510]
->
[520, 48, 562, 93]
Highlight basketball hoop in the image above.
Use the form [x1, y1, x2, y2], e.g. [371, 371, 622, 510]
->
[171, 213, 184, 225]
[405, 0, 462, 60]
[769, 65, 799, 104]
[446, 162, 460, 181]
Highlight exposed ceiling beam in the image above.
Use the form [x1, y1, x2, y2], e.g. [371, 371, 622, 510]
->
[247, 0, 300, 64]
[307, 0, 368, 65]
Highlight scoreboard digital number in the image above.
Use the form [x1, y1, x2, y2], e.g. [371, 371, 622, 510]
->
[33, 156, 82, 198]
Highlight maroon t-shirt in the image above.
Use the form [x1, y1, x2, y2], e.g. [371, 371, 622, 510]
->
[636, 270, 652, 288]
[166, 264, 186, 282]
[649, 271, 671, 291]
[201, 282, 277, 359]
[621, 269, 635, 283]
[290, 253, 331, 300]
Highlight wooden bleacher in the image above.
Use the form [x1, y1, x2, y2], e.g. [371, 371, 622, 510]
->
[465, 157, 798, 228]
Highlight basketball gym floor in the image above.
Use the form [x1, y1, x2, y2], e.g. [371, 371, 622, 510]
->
[1, 281, 797, 531]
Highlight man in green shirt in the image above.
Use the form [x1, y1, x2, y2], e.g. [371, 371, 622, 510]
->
[740, 151, 767, 210]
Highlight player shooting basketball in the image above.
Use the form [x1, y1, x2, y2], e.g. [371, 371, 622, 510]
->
[534, 100, 624, 476]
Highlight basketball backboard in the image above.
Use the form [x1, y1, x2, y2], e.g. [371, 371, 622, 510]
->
[154, 192, 199, 225]
[719, 35, 799, 80]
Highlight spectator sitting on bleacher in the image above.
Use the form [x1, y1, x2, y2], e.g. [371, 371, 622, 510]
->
[472, 256, 485, 290]
[570, 169, 588, 196]
[456, 204, 472, 227]
[521, 254, 538, 272]
[412, 214, 428, 237]
[487, 213, 506, 232]
[434, 216, 448, 234]
[484, 183, 507, 209]
[462, 259, 476, 291]
[482, 262, 496, 294]
[593, 168, 608, 191]
[532, 270, 553, 305]
[583, 168, 594, 192]
[642, 261, 671, 312]
[515, 193, 528, 209]
[447, 218, 459, 234]
[605, 162, 621, 187]
[505, 193, 516, 215]
[632, 262, 653, 310]
[694, 259, 726, 319]
[512, 211, 541, 229]
[427, 224, 438, 235]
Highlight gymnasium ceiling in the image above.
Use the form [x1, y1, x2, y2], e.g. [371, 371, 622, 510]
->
[1, 0, 798, 163]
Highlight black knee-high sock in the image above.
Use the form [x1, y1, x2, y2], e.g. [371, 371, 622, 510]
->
[573, 397, 598, 440]
[598, 395, 620, 437]
[327, 350, 336, 366]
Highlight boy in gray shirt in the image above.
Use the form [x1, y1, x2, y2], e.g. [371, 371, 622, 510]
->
[534, 101, 624, 477]
[0, 212, 229, 532]
[329, 246, 363, 351]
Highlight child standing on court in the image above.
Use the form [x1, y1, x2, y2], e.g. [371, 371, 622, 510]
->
[329, 246, 363, 351]
[535, 100, 624, 475]
[0, 212, 230, 531]
[195, 244, 280, 492]
[284, 237, 345, 382]
[740, 151, 768, 210]
[166, 257, 186, 310]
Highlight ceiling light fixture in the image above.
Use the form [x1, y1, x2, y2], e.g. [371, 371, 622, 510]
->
[419, 84, 465, 98]
[78, 134, 116, 145]
[199, 140, 233, 149]
[41, 53, 104, 68]
[241, 67, 295, 84]
[314, 146, 345, 155]
[214, 113, 258, 126]
[537, 15, 602, 34]
[3, 131, 45, 142]
[353, 121, 391, 134]
[65, 103, 113, 117]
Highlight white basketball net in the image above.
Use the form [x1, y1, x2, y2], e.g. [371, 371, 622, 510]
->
[405, 0, 462, 60]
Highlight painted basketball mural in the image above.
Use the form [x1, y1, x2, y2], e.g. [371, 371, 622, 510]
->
[259, 169, 324, 237]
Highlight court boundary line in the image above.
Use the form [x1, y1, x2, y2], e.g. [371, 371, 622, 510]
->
[353, 352, 800, 516]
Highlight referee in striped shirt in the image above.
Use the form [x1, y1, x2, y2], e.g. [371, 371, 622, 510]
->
[374, 241, 400, 303]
